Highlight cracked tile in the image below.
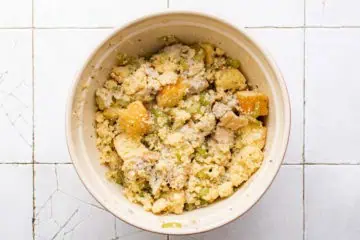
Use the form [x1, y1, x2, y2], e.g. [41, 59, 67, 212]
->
[34, 0, 167, 27]
[0, 30, 32, 163]
[169, 0, 304, 27]
[0, 165, 32, 239]
[246, 29, 304, 164]
[170, 166, 303, 240]
[34, 29, 113, 163]
[35, 164, 165, 240]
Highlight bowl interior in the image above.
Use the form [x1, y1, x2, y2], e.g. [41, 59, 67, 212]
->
[67, 12, 290, 235]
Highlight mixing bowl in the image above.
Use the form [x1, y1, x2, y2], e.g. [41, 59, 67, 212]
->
[66, 11, 291, 235]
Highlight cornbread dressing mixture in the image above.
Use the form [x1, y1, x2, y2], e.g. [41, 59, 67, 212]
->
[94, 39, 269, 214]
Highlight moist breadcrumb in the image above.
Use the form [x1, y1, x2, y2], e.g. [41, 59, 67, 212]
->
[94, 41, 268, 214]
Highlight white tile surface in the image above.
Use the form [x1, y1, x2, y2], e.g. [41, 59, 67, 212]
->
[305, 165, 360, 240]
[246, 29, 304, 164]
[35, 164, 165, 240]
[0, 30, 32, 163]
[171, 166, 303, 240]
[305, 29, 360, 164]
[306, 0, 360, 26]
[170, 0, 304, 27]
[2, 0, 360, 239]
[0, 0, 32, 27]
[0, 165, 33, 239]
[34, 0, 166, 27]
[34, 29, 112, 163]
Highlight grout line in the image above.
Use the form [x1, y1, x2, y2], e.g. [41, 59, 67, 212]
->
[302, 163, 306, 240]
[34, 162, 73, 164]
[0, 162, 71, 165]
[167, 234, 170, 240]
[303, 1, 306, 239]
[301, 162, 360, 166]
[306, 25, 360, 28]
[245, 26, 305, 29]
[246, 25, 360, 29]
[0, 27, 32, 29]
[0, 162, 34, 165]
[35, 26, 114, 30]
[282, 162, 360, 165]
[31, 0, 35, 238]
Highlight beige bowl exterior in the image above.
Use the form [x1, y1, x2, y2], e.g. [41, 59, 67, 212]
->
[66, 11, 290, 235]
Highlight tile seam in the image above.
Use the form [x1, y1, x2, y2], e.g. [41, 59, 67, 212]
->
[303, 1, 307, 239]
[31, 0, 35, 238]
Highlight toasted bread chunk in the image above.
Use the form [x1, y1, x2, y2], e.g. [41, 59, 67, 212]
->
[113, 133, 148, 160]
[156, 80, 187, 107]
[219, 111, 248, 131]
[200, 43, 215, 65]
[235, 122, 267, 149]
[236, 91, 268, 117]
[215, 68, 247, 91]
[118, 101, 150, 137]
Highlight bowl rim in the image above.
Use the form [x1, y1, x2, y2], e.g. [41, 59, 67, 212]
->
[65, 10, 291, 235]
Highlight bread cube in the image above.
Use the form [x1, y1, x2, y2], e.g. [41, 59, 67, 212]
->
[103, 107, 122, 120]
[215, 68, 247, 91]
[236, 122, 267, 149]
[118, 101, 150, 137]
[111, 65, 132, 83]
[152, 53, 178, 73]
[200, 43, 215, 65]
[236, 91, 269, 117]
[113, 133, 148, 160]
[152, 198, 168, 214]
[156, 80, 188, 107]
[219, 111, 248, 131]
[228, 146, 263, 187]
[218, 182, 234, 198]
[234, 145, 264, 173]
[95, 88, 113, 110]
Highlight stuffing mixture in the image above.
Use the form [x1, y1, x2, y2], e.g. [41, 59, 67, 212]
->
[94, 39, 269, 214]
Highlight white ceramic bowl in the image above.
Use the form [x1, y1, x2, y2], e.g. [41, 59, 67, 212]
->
[66, 11, 291, 235]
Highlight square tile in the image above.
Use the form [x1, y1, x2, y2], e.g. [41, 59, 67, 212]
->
[34, 0, 166, 27]
[35, 164, 165, 239]
[0, 0, 32, 27]
[246, 29, 304, 164]
[0, 165, 33, 239]
[169, 0, 304, 27]
[306, 0, 360, 26]
[0, 30, 32, 163]
[170, 166, 303, 240]
[34, 29, 112, 163]
[305, 29, 360, 163]
[305, 165, 360, 240]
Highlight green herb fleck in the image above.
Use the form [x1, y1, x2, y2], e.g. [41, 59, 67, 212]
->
[226, 58, 241, 69]
[196, 147, 208, 157]
[196, 169, 208, 179]
[199, 188, 209, 198]
[161, 222, 182, 228]
[176, 152, 182, 163]
[199, 93, 209, 106]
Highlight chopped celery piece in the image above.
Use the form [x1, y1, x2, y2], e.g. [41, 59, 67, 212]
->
[162, 222, 182, 228]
